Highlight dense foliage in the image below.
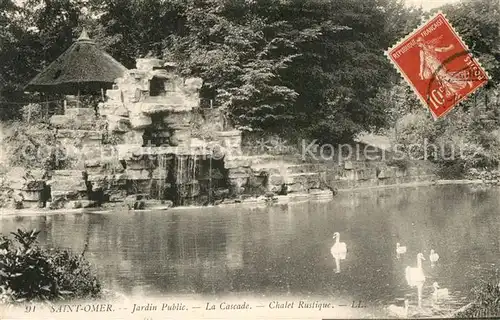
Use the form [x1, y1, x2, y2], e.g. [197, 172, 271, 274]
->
[377, 0, 500, 178]
[0, 229, 101, 303]
[1, 0, 500, 173]
[0, 0, 424, 143]
[438, 0, 500, 82]
[2, 104, 73, 170]
[454, 281, 500, 318]
[387, 82, 500, 177]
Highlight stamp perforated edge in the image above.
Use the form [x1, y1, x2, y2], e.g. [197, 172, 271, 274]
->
[384, 10, 491, 120]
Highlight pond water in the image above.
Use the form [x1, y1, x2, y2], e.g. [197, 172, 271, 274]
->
[1, 184, 499, 318]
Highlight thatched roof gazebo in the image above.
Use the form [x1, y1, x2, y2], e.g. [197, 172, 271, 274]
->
[25, 29, 127, 95]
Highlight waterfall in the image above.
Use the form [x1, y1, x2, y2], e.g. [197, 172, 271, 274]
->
[157, 154, 168, 199]
[177, 155, 183, 205]
[209, 154, 212, 204]
[178, 155, 183, 184]
[170, 154, 206, 205]
[191, 156, 197, 199]
[279, 160, 288, 183]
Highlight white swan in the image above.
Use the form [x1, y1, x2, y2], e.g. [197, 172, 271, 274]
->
[331, 232, 347, 257]
[405, 253, 426, 286]
[396, 242, 407, 259]
[432, 282, 449, 300]
[386, 299, 409, 318]
[396, 243, 407, 254]
[430, 249, 439, 267]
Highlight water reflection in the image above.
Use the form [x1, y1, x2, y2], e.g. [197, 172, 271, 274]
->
[331, 254, 345, 274]
[1, 185, 499, 315]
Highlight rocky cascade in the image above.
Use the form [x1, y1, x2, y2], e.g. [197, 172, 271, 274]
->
[0, 58, 438, 211]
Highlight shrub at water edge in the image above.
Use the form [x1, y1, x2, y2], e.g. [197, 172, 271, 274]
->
[0, 229, 101, 304]
[454, 280, 500, 318]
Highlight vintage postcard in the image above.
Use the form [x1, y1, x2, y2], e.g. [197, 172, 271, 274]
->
[1, 0, 499, 320]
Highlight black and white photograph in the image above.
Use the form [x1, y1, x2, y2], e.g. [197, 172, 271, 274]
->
[1, 0, 500, 319]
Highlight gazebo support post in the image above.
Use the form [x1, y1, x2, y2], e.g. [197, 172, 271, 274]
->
[45, 96, 49, 119]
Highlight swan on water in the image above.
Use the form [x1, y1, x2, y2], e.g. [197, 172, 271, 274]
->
[386, 299, 409, 318]
[396, 243, 407, 254]
[396, 242, 407, 258]
[405, 253, 426, 286]
[430, 249, 439, 267]
[432, 282, 449, 300]
[330, 232, 347, 274]
[331, 232, 347, 256]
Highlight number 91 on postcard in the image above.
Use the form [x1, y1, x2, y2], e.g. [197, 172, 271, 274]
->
[386, 12, 489, 120]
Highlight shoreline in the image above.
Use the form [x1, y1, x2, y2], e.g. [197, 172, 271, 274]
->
[0, 178, 491, 217]
[336, 178, 484, 192]
[446, 302, 474, 318]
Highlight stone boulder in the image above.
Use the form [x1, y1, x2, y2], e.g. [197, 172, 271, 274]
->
[48, 170, 89, 207]
[377, 167, 397, 179]
[48, 178, 87, 192]
[106, 115, 131, 133]
[216, 131, 242, 156]
[65, 108, 96, 118]
[136, 58, 163, 70]
[141, 99, 188, 114]
[129, 112, 152, 129]
[99, 103, 129, 117]
[105, 89, 124, 103]
[1, 168, 48, 209]
[56, 130, 103, 146]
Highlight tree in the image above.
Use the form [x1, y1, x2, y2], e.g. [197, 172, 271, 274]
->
[438, 0, 500, 83]
[164, 0, 423, 143]
[1, 0, 425, 146]
[165, 0, 307, 133]
[0, 0, 29, 119]
[0, 0, 90, 119]
[278, 0, 423, 143]
[94, 0, 186, 68]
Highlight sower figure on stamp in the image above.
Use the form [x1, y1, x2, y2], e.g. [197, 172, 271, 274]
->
[417, 36, 472, 99]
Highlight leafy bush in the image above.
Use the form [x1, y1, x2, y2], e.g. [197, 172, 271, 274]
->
[391, 86, 500, 179]
[386, 159, 410, 171]
[2, 121, 63, 170]
[2, 103, 67, 170]
[454, 281, 500, 318]
[20, 104, 49, 124]
[0, 229, 101, 304]
[0, 164, 10, 208]
[190, 108, 223, 142]
[1, 103, 88, 170]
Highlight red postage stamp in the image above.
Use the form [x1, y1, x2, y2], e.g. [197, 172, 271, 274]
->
[386, 12, 489, 119]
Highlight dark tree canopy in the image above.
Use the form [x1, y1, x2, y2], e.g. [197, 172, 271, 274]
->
[4, 0, 498, 145]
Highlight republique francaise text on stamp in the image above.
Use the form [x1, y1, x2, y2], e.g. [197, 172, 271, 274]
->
[386, 12, 489, 119]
